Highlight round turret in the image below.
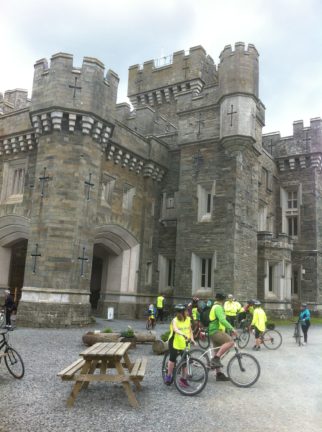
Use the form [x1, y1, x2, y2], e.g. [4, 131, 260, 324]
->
[218, 42, 259, 100]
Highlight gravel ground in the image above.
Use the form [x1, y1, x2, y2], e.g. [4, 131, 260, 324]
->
[1, 319, 321, 432]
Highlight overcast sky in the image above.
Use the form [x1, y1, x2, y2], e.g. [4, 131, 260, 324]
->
[1, 0, 322, 136]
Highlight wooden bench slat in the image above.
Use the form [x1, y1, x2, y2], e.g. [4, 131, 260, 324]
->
[58, 359, 86, 377]
[130, 357, 147, 380]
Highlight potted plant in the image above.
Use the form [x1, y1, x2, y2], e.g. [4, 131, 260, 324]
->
[120, 326, 136, 348]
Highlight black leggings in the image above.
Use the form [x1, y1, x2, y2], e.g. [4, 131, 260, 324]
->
[301, 321, 310, 343]
[168, 337, 183, 362]
[5, 309, 11, 326]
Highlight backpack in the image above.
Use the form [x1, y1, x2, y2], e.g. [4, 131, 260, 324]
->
[198, 300, 214, 327]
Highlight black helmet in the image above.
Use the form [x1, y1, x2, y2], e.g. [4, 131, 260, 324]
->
[215, 293, 226, 301]
[253, 300, 261, 307]
[174, 304, 186, 312]
[247, 299, 256, 305]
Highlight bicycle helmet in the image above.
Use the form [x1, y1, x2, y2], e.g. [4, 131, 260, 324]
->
[215, 292, 226, 301]
[247, 299, 255, 305]
[253, 300, 261, 307]
[174, 304, 186, 312]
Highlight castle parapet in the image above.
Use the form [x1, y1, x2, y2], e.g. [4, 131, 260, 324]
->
[127, 46, 217, 109]
[218, 42, 259, 99]
[31, 53, 119, 121]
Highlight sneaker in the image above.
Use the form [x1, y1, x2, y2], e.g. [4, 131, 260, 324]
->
[178, 378, 189, 388]
[164, 375, 172, 385]
[210, 357, 223, 369]
[302, 342, 307, 346]
[252, 345, 260, 351]
[216, 372, 230, 382]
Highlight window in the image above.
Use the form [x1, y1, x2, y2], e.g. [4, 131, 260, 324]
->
[101, 174, 115, 206]
[287, 216, 298, 236]
[258, 205, 267, 231]
[288, 191, 297, 209]
[167, 259, 175, 287]
[197, 181, 216, 222]
[269, 265, 273, 292]
[145, 262, 152, 284]
[122, 183, 135, 211]
[0, 159, 26, 204]
[201, 258, 212, 288]
[280, 186, 300, 238]
[292, 270, 299, 295]
[166, 197, 175, 209]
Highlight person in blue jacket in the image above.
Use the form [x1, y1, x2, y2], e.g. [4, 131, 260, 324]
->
[299, 303, 311, 345]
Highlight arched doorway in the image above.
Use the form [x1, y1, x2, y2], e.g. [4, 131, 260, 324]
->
[0, 215, 29, 304]
[91, 225, 140, 317]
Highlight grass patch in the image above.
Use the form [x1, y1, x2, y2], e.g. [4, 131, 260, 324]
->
[268, 317, 322, 326]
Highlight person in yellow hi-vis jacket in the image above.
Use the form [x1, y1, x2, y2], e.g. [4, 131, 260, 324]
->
[164, 304, 195, 388]
[224, 294, 243, 326]
[156, 294, 165, 323]
[251, 300, 267, 351]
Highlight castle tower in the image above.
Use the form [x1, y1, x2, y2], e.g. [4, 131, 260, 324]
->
[217, 42, 265, 298]
[18, 53, 118, 326]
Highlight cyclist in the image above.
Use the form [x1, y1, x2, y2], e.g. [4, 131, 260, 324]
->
[251, 300, 267, 350]
[3, 290, 16, 329]
[191, 297, 200, 322]
[224, 294, 243, 326]
[299, 303, 311, 345]
[164, 304, 195, 387]
[208, 293, 237, 381]
[156, 294, 165, 323]
[148, 304, 156, 327]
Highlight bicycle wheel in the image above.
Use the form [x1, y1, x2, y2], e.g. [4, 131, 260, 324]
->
[294, 324, 302, 346]
[197, 331, 210, 349]
[189, 348, 210, 368]
[237, 329, 250, 349]
[262, 329, 282, 350]
[174, 357, 208, 396]
[227, 353, 260, 388]
[5, 347, 24, 379]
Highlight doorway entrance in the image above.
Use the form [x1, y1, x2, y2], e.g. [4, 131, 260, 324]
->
[8, 239, 28, 305]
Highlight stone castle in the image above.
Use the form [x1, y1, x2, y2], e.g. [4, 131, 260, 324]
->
[0, 42, 321, 326]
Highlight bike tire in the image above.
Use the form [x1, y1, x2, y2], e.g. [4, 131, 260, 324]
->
[5, 347, 24, 379]
[189, 348, 210, 368]
[294, 324, 302, 346]
[227, 353, 260, 388]
[237, 329, 250, 349]
[0, 313, 5, 328]
[262, 329, 282, 350]
[174, 357, 208, 396]
[197, 331, 210, 349]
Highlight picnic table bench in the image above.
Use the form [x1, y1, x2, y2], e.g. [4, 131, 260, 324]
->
[58, 342, 147, 408]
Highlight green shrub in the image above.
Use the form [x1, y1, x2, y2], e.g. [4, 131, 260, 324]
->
[161, 331, 170, 342]
[101, 327, 113, 333]
[120, 326, 135, 338]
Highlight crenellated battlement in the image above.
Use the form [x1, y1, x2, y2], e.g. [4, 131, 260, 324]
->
[219, 42, 259, 61]
[31, 53, 119, 121]
[128, 45, 217, 109]
[263, 117, 322, 160]
[218, 42, 259, 99]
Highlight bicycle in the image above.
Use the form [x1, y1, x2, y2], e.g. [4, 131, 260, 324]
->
[293, 320, 304, 346]
[0, 328, 24, 379]
[237, 324, 282, 350]
[161, 339, 208, 396]
[146, 315, 156, 330]
[190, 336, 261, 388]
[192, 321, 210, 349]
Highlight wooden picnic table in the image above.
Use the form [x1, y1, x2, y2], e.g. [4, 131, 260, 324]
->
[58, 342, 147, 408]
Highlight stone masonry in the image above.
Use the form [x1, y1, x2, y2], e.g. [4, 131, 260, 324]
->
[0, 42, 321, 326]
